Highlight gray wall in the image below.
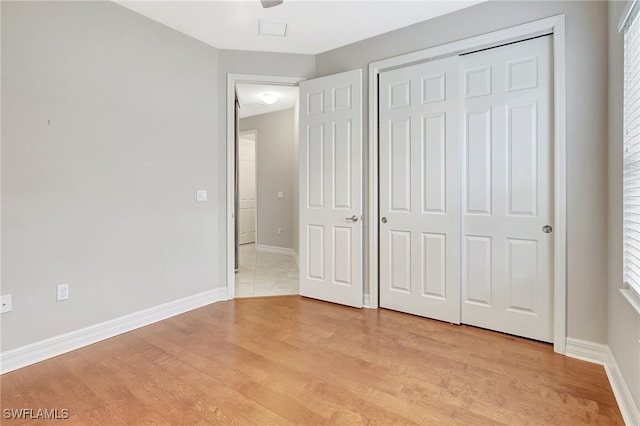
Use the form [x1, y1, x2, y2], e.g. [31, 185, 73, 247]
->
[1, 1, 220, 350]
[239, 108, 297, 250]
[0, 1, 317, 351]
[317, 0, 610, 344]
[608, 0, 640, 409]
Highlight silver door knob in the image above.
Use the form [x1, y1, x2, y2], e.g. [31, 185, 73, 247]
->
[542, 225, 553, 233]
[346, 215, 359, 222]
[381, 217, 388, 224]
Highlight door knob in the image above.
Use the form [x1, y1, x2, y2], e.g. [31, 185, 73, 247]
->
[542, 225, 553, 233]
[346, 215, 359, 222]
[381, 217, 388, 224]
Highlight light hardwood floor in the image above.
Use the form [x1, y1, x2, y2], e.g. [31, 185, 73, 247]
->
[1, 296, 623, 425]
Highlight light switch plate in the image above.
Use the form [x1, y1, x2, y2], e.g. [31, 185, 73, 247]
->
[277, 192, 284, 199]
[196, 190, 207, 202]
[1, 295, 12, 313]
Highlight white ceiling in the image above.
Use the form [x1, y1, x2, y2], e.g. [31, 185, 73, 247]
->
[236, 83, 299, 118]
[115, 0, 484, 55]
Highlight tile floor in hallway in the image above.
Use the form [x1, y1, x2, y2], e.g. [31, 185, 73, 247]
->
[235, 243, 299, 297]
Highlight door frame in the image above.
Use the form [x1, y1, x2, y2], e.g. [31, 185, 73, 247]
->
[226, 74, 305, 299]
[367, 15, 567, 353]
[238, 129, 258, 246]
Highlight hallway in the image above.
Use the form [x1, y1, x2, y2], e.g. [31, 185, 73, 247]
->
[235, 243, 299, 298]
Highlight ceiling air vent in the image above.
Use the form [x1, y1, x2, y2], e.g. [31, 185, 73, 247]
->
[259, 20, 288, 37]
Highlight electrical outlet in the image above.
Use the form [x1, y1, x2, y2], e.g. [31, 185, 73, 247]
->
[1, 295, 12, 313]
[57, 283, 69, 301]
[277, 227, 282, 234]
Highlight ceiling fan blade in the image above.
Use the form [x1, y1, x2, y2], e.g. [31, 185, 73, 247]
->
[261, 0, 283, 8]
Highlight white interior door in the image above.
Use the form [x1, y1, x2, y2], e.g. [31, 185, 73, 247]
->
[238, 132, 256, 245]
[299, 69, 363, 308]
[379, 56, 461, 323]
[460, 36, 553, 342]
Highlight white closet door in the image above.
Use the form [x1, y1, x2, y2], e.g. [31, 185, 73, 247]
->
[299, 69, 363, 308]
[460, 36, 553, 342]
[379, 56, 461, 323]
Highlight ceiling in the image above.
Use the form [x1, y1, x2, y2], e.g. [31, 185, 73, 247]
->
[115, 0, 484, 55]
[236, 83, 298, 118]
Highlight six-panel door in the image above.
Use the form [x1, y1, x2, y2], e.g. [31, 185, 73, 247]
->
[299, 69, 363, 308]
[379, 56, 461, 323]
[460, 36, 553, 342]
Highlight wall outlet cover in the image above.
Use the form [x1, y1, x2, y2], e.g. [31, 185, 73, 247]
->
[57, 284, 69, 301]
[1, 295, 12, 313]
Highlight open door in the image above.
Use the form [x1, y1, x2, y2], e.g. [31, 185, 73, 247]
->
[299, 69, 363, 308]
[234, 91, 240, 272]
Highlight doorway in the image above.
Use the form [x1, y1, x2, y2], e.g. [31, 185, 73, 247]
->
[230, 79, 302, 298]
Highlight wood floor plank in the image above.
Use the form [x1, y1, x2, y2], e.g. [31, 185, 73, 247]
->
[130, 330, 294, 426]
[58, 348, 171, 425]
[1, 376, 31, 426]
[108, 335, 245, 425]
[0, 296, 624, 425]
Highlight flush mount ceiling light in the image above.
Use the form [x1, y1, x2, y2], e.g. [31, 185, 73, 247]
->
[261, 93, 278, 105]
[259, 20, 288, 37]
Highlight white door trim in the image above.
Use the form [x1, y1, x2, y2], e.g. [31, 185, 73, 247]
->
[368, 15, 567, 354]
[226, 74, 305, 299]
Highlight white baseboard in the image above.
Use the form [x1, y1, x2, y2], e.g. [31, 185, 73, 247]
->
[605, 346, 640, 425]
[565, 337, 608, 365]
[566, 337, 640, 425]
[293, 250, 299, 266]
[256, 244, 296, 257]
[0, 287, 228, 374]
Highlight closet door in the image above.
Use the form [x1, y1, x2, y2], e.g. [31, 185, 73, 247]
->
[379, 56, 460, 323]
[460, 36, 553, 342]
